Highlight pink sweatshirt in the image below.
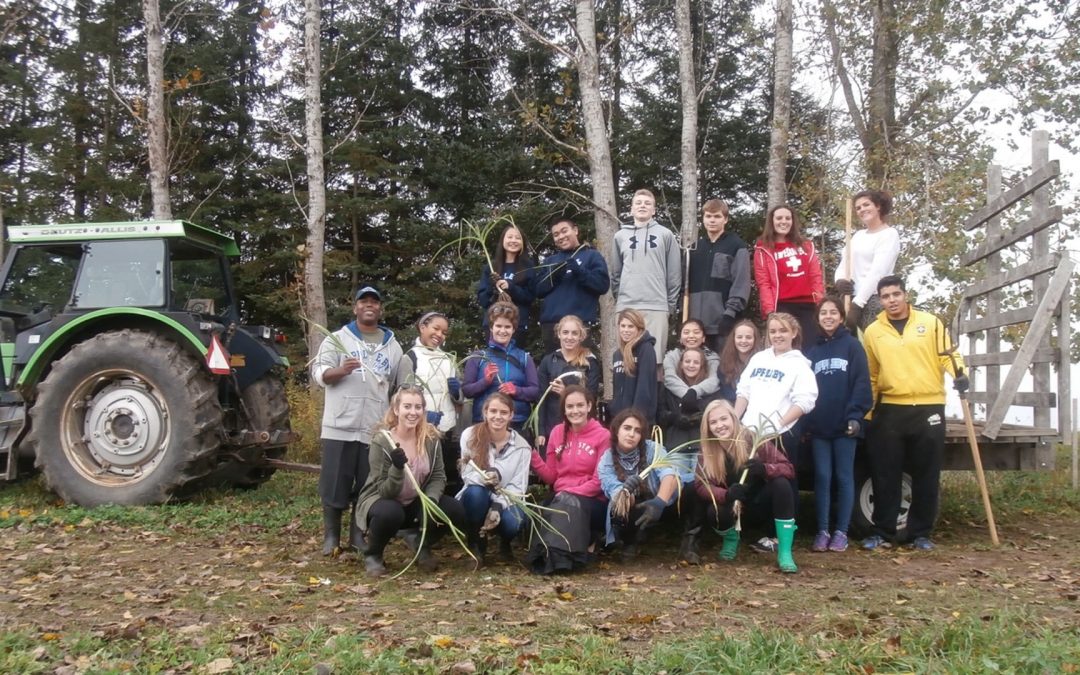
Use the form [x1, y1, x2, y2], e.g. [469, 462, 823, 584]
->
[530, 418, 609, 499]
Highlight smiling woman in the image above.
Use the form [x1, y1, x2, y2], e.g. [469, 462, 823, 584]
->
[353, 386, 466, 578]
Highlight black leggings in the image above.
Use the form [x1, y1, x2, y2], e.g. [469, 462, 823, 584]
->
[697, 476, 795, 530]
[365, 496, 466, 557]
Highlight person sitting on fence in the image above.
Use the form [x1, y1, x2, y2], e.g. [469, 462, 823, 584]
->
[833, 189, 901, 332]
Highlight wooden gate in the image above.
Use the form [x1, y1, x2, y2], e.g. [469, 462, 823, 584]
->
[954, 130, 1072, 469]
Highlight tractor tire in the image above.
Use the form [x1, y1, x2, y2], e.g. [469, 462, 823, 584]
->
[208, 375, 292, 488]
[850, 460, 912, 538]
[29, 329, 223, 506]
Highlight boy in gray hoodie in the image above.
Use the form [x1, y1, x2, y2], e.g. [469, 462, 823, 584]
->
[311, 285, 403, 556]
[611, 188, 682, 361]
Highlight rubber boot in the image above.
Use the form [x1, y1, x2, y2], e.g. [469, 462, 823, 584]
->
[775, 518, 798, 573]
[321, 506, 342, 556]
[417, 546, 438, 573]
[716, 527, 740, 561]
[346, 507, 365, 553]
[364, 554, 387, 577]
[679, 527, 702, 565]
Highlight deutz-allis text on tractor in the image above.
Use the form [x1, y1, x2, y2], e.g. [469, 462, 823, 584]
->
[0, 220, 295, 506]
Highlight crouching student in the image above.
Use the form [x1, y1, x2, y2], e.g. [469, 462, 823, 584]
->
[356, 385, 466, 578]
[526, 385, 610, 574]
[457, 393, 531, 567]
[598, 409, 679, 560]
[693, 400, 799, 573]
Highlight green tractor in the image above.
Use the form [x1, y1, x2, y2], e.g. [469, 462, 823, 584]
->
[0, 220, 295, 506]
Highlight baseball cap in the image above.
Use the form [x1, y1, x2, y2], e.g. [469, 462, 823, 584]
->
[355, 285, 382, 301]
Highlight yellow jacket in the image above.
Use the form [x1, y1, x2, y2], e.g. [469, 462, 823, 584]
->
[864, 307, 963, 406]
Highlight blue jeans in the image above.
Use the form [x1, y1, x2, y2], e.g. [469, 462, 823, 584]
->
[811, 436, 856, 533]
[459, 484, 524, 541]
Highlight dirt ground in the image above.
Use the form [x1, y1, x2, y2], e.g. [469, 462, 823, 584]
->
[2, 503, 1078, 659]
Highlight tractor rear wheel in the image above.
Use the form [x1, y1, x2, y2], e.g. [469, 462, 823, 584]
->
[29, 329, 222, 506]
[209, 375, 292, 488]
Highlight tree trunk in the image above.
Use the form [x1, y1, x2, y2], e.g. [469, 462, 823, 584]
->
[574, 0, 619, 398]
[866, 0, 898, 185]
[302, 0, 328, 361]
[766, 0, 793, 208]
[676, 0, 698, 246]
[142, 0, 171, 220]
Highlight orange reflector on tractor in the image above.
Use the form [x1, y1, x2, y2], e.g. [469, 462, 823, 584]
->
[206, 334, 232, 375]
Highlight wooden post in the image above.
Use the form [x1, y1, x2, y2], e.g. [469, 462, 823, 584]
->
[1031, 132, 1051, 432]
[984, 165, 1002, 417]
[1073, 397, 1078, 490]
[843, 198, 852, 312]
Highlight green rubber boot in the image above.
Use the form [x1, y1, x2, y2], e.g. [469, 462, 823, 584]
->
[715, 527, 740, 561]
[776, 519, 798, 573]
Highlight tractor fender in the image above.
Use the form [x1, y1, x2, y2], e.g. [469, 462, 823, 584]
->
[16, 308, 207, 393]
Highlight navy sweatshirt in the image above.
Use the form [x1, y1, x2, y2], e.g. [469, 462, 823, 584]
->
[534, 245, 610, 325]
[803, 326, 873, 439]
[609, 331, 658, 427]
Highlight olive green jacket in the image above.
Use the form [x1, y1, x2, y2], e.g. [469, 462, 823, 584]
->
[355, 429, 446, 530]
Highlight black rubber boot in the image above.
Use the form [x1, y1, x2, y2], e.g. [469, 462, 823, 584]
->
[679, 527, 702, 565]
[417, 547, 438, 572]
[364, 555, 387, 577]
[346, 507, 365, 553]
[322, 506, 342, 556]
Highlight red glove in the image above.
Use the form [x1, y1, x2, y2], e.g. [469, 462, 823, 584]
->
[498, 382, 517, 397]
[483, 363, 499, 383]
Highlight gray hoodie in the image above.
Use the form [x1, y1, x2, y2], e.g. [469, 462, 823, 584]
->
[311, 323, 403, 443]
[611, 219, 682, 312]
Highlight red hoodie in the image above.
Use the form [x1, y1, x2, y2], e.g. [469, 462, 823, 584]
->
[753, 240, 824, 316]
[531, 418, 609, 499]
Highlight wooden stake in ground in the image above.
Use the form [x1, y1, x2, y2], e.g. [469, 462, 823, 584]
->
[843, 198, 853, 313]
[956, 367, 1000, 545]
[1072, 397, 1078, 490]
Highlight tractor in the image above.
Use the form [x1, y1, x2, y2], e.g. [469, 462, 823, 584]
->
[0, 220, 295, 506]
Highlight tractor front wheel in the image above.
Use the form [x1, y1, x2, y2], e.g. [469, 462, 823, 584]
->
[29, 329, 222, 506]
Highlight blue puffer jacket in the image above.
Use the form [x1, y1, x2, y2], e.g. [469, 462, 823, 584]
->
[462, 340, 540, 424]
[804, 326, 872, 439]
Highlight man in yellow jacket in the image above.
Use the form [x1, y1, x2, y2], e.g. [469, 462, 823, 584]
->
[861, 275, 968, 551]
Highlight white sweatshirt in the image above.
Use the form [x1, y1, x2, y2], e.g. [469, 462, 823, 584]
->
[736, 347, 818, 435]
[835, 226, 900, 307]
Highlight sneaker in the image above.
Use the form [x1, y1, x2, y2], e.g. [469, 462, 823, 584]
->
[749, 537, 777, 554]
[908, 536, 935, 551]
[811, 531, 830, 552]
[862, 535, 892, 551]
[828, 531, 849, 552]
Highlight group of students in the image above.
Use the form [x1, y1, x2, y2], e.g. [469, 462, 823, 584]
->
[310, 187, 968, 578]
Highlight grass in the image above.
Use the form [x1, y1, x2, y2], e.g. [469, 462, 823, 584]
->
[1, 611, 1076, 673]
[3, 440, 1080, 672]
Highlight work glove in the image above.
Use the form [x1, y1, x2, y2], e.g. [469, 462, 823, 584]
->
[389, 447, 408, 470]
[724, 482, 748, 505]
[483, 363, 499, 383]
[846, 419, 861, 437]
[953, 373, 970, 393]
[483, 469, 502, 488]
[834, 278, 855, 296]
[845, 303, 863, 332]
[718, 315, 736, 338]
[622, 474, 642, 495]
[681, 389, 699, 414]
[739, 459, 766, 483]
[426, 411, 443, 426]
[481, 505, 502, 532]
[634, 498, 665, 527]
[498, 382, 517, 396]
[447, 376, 462, 399]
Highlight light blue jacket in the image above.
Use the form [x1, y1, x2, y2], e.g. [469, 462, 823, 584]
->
[597, 440, 677, 544]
